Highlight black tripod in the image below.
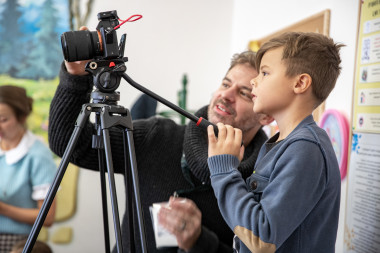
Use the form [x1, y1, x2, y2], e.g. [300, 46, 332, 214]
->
[22, 57, 216, 253]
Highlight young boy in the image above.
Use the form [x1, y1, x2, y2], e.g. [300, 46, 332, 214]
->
[207, 32, 344, 253]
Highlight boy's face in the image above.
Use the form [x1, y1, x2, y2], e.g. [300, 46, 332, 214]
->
[208, 63, 263, 134]
[251, 47, 297, 117]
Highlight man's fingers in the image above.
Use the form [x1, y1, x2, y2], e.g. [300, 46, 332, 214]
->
[158, 207, 182, 234]
[170, 198, 200, 217]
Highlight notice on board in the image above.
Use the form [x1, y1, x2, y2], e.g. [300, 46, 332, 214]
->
[353, 0, 380, 133]
[344, 132, 380, 253]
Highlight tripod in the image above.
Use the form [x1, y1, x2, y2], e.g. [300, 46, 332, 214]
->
[22, 57, 216, 253]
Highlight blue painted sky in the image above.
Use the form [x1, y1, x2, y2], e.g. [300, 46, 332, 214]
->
[0, 0, 69, 33]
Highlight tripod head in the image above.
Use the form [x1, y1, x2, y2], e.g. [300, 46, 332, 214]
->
[85, 55, 128, 105]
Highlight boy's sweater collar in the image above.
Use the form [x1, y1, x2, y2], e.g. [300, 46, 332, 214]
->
[270, 114, 315, 143]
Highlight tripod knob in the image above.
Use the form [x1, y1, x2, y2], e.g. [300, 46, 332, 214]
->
[85, 59, 126, 93]
[98, 71, 119, 91]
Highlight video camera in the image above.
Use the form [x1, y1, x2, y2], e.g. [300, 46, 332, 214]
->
[61, 10, 125, 62]
[60, 10, 127, 95]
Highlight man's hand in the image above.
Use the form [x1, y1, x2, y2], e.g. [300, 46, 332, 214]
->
[207, 123, 244, 161]
[158, 197, 202, 251]
[64, 26, 90, 76]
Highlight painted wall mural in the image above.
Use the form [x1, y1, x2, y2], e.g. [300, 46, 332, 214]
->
[0, 0, 79, 250]
[0, 0, 69, 140]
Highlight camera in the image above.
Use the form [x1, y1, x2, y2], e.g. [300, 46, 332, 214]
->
[61, 10, 125, 62]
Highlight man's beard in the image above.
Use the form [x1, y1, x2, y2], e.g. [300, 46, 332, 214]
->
[208, 100, 236, 124]
[207, 100, 261, 133]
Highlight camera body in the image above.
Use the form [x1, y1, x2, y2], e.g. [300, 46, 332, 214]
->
[61, 10, 124, 62]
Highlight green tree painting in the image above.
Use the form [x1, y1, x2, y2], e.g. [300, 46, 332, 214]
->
[0, 0, 69, 142]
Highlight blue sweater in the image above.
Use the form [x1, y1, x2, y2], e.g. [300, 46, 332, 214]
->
[0, 135, 57, 235]
[208, 115, 341, 253]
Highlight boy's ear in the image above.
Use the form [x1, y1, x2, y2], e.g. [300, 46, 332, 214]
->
[294, 73, 312, 94]
[259, 114, 274, 126]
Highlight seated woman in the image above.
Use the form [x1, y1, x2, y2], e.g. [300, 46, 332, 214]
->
[0, 85, 57, 252]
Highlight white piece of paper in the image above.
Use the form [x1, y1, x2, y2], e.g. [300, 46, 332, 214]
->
[150, 202, 178, 248]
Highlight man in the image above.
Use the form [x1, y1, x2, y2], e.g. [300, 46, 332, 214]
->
[48, 50, 272, 252]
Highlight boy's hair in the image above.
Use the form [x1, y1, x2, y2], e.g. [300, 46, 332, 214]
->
[228, 50, 257, 72]
[256, 32, 344, 106]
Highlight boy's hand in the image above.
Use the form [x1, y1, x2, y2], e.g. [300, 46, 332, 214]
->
[207, 123, 244, 161]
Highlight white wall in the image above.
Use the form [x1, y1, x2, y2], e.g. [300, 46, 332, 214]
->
[49, 0, 359, 252]
[49, 1, 234, 252]
[88, 0, 234, 113]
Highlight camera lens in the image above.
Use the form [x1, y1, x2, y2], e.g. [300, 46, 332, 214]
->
[61, 30, 101, 62]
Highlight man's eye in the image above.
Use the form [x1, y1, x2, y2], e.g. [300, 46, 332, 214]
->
[241, 91, 253, 99]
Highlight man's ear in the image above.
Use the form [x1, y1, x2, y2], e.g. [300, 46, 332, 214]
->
[294, 73, 312, 94]
[259, 114, 274, 126]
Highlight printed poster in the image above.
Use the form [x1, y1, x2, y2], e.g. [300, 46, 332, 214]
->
[344, 132, 380, 253]
[353, 0, 380, 133]
[346, 1, 380, 253]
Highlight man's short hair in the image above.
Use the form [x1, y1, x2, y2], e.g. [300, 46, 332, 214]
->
[256, 32, 344, 106]
[228, 51, 257, 72]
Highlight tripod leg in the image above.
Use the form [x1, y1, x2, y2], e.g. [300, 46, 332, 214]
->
[122, 131, 136, 253]
[102, 128, 124, 253]
[125, 130, 148, 253]
[94, 113, 112, 253]
[98, 150, 111, 253]
[95, 103, 147, 253]
[22, 108, 91, 253]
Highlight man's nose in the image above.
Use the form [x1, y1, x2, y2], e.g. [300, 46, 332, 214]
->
[221, 87, 236, 101]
